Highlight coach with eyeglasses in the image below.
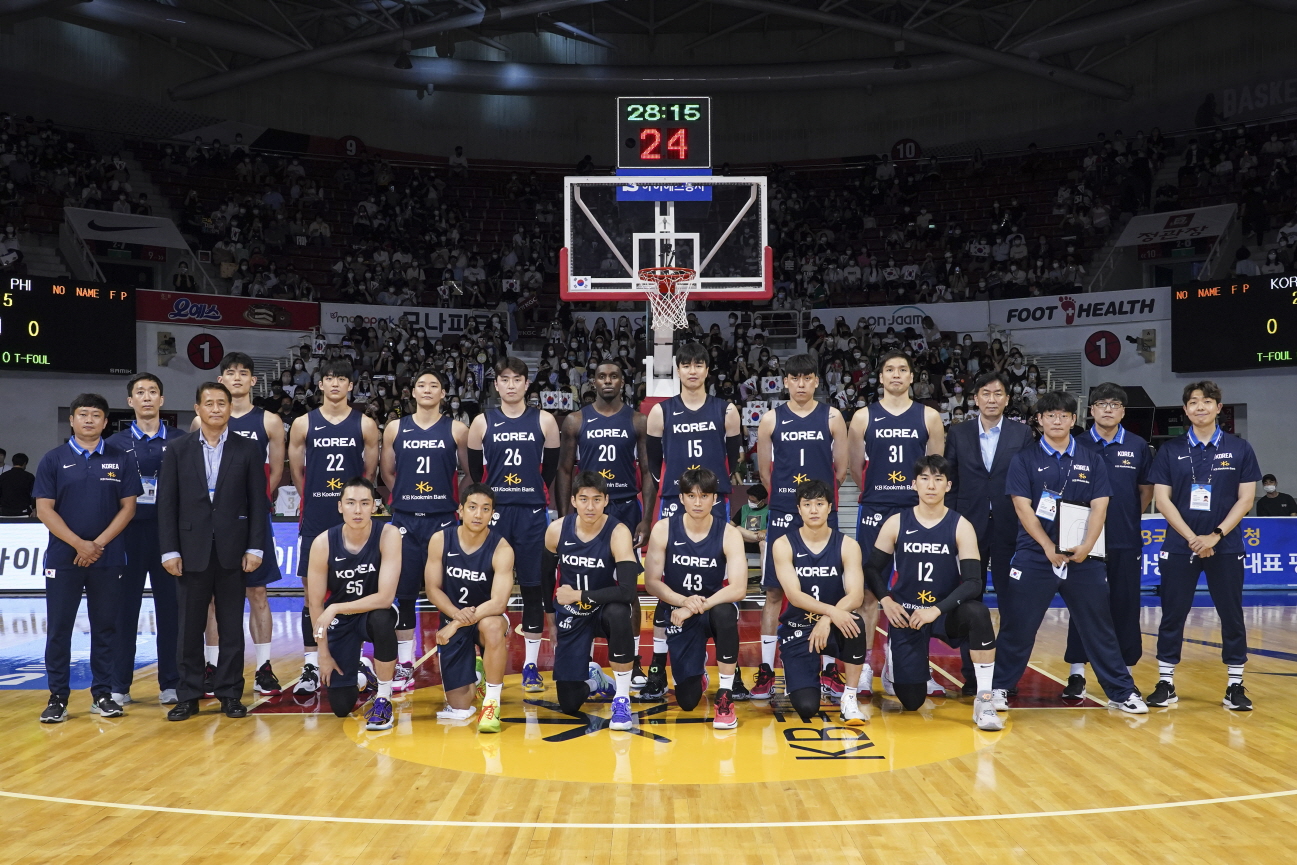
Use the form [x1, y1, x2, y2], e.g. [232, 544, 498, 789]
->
[157, 382, 268, 721]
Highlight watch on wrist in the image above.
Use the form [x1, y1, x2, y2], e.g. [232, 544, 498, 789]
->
[1212, 527, 1225, 537]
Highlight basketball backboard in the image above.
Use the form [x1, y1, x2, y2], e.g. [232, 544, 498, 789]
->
[561, 175, 771, 301]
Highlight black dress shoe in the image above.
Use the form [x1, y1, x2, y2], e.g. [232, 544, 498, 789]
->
[219, 697, 248, 718]
[167, 699, 200, 721]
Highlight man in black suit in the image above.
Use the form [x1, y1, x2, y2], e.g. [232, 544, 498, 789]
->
[944, 370, 1033, 694]
[158, 382, 268, 720]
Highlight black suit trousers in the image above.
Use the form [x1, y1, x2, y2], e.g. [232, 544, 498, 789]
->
[176, 542, 246, 701]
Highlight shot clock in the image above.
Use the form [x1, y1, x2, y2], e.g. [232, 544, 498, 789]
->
[617, 97, 711, 169]
[0, 275, 136, 374]
[1170, 274, 1297, 372]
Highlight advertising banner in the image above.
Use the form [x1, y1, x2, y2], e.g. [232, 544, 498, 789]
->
[319, 303, 495, 340]
[989, 287, 1170, 329]
[1139, 516, 1297, 589]
[137, 290, 320, 331]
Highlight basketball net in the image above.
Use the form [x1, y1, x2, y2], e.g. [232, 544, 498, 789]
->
[638, 266, 694, 335]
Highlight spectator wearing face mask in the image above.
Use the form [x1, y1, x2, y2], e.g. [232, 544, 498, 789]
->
[1256, 474, 1297, 516]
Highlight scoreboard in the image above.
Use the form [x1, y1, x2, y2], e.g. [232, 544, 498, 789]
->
[1171, 274, 1297, 372]
[0, 276, 136, 374]
[617, 97, 711, 169]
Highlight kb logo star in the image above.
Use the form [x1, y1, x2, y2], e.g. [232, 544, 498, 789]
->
[888, 471, 906, 483]
[504, 473, 523, 485]
[917, 589, 936, 604]
[599, 469, 616, 480]
[415, 481, 433, 493]
[327, 477, 343, 490]
[793, 472, 810, 484]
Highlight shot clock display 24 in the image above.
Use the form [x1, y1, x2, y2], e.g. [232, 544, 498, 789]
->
[1170, 274, 1297, 372]
[0, 275, 136, 374]
[617, 97, 711, 169]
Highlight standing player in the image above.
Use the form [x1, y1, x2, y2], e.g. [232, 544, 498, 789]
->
[424, 483, 514, 732]
[645, 342, 742, 699]
[544, 472, 642, 729]
[106, 374, 180, 707]
[557, 361, 657, 689]
[195, 353, 287, 697]
[468, 357, 559, 692]
[1146, 381, 1260, 710]
[863, 456, 1004, 731]
[754, 353, 849, 700]
[644, 468, 748, 728]
[1062, 383, 1153, 700]
[848, 349, 945, 696]
[994, 391, 1147, 714]
[382, 368, 468, 693]
[307, 478, 401, 731]
[771, 479, 868, 725]
[290, 360, 380, 694]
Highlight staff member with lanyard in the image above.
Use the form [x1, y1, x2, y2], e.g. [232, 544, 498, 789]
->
[1061, 383, 1154, 701]
[992, 391, 1146, 714]
[1146, 381, 1260, 711]
[34, 393, 142, 723]
[106, 373, 182, 707]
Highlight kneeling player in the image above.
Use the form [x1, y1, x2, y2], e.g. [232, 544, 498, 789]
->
[771, 479, 869, 726]
[307, 478, 402, 731]
[644, 468, 748, 729]
[544, 471, 642, 730]
[425, 483, 515, 732]
[864, 455, 1004, 731]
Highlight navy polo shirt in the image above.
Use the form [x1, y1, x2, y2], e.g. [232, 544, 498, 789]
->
[33, 438, 143, 569]
[1079, 424, 1152, 551]
[1148, 426, 1261, 556]
[1005, 435, 1111, 567]
[106, 422, 179, 522]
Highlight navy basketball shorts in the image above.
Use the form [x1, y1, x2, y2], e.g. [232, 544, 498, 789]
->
[762, 509, 840, 590]
[888, 613, 958, 685]
[490, 504, 551, 587]
[605, 497, 643, 536]
[664, 604, 737, 680]
[856, 503, 904, 560]
[552, 604, 626, 682]
[323, 609, 387, 690]
[392, 511, 459, 601]
[297, 530, 321, 579]
[778, 615, 866, 693]
[437, 613, 508, 692]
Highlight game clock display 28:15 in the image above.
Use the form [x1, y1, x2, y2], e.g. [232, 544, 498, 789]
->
[617, 97, 711, 170]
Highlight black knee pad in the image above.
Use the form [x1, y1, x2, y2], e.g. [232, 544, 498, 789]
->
[556, 680, 590, 715]
[709, 604, 739, 665]
[836, 616, 868, 665]
[540, 566, 555, 614]
[520, 585, 545, 635]
[675, 675, 704, 711]
[301, 605, 317, 648]
[789, 687, 822, 723]
[367, 608, 399, 662]
[960, 600, 996, 649]
[328, 686, 359, 718]
[602, 602, 636, 664]
[396, 597, 417, 631]
[895, 682, 927, 712]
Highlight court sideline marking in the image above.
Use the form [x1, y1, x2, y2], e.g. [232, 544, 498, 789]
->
[0, 787, 1293, 830]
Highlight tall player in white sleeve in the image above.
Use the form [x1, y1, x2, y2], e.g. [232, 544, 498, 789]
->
[848, 349, 945, 697]
[645, 341, 744, 700]
[754, 353, 848, 700]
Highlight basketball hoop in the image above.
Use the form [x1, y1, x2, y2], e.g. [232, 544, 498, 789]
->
[638, 266, 694, 334]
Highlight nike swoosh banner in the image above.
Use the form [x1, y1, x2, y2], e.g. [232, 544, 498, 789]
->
[64, 207, 190, 248]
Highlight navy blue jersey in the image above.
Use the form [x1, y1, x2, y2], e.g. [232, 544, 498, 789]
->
[890, 508, 961, 609]
[556, 514, 618, 617]
[778, 529, 847, 629]
[769, 401, 835, 513]
[302, 409, 366, 538]
[324, 522, 382, 606]
[576, 403, 639, 501]
[660, 394, 732, 496]
[663, 513, 728, 597]
[440, 526, 502, 610]
[1147, 426, 1261, 556]
[862, 402, 927, 507]
[483, 407, 547, 506]
[1079, 425, 1152, 551]
[391, 414, 458, 515]
[228, 407, 270, 461]
[106, 423, 179, 522]
[33, 438, 144, 569]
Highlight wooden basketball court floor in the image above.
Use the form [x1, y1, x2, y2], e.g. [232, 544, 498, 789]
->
[1, 596, 1295, 864]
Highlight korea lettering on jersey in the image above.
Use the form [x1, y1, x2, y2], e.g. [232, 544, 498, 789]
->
[491, 430, 539, 493]
[870, 428, 921, 493]
[776, 428, 825, 497]
[444, 564, 489, 582]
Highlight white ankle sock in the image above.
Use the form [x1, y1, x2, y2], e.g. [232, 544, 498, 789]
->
[719, 673, 735, 691]
[397, 640, 414, 665]
[204, 645, 219, 665]
[761, 635, 777, 668]
[614, 669, 632, 699]
[1227, 664, 1244, 685]
[524, 637, 541, 666]
[485, 682, 502, 702]
[305, 651, 319, 667]
[653, 637, 668, 655]
[1158, 662, 1175, 684]
[974, 662, 994, 694]
[255, 643, 271, 667]
[1069, 663, 1085, 677]
[377, 680, 392, 699]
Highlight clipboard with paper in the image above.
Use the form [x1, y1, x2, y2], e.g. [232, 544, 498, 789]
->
[1056, 500, 1106, 560]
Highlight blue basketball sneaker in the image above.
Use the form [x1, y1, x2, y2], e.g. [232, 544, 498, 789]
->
[522, 663, 544, 692]
[365, 696, 394, 731]
[588, 662, 616, 700]
[609, 695, 633, 731]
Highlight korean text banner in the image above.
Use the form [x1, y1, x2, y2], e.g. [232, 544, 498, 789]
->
[1139, 516, 1297, 589]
